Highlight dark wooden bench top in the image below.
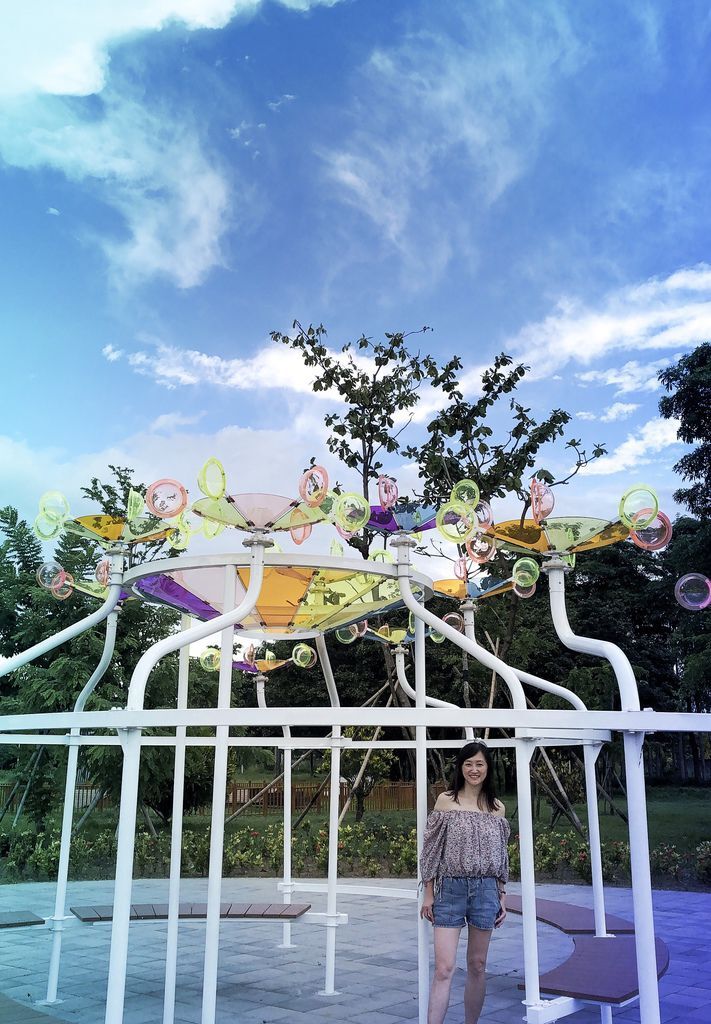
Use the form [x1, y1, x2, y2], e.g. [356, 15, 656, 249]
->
[70, 902, 310, 923]
[0, 910, 45, 929]
[520, 934, 669, 1003]
[505, 895, 634, 934]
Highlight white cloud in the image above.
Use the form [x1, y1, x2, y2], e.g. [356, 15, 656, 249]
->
[0, 90, 231, 289]
[576, 359, 670, 395]
[509, 264, 711, 377]
[46, 206, 60, 215]
[0, 0, 341, 288]
[582, 417, 682, 476]
[321, 2, 582, 281]
[102, 343, 124, 362]
[267, 93, 295, 111]
[600, 402, 640, 422]
[149, 411, 205, 432]
[577, 402, 640, 423]
[0, 3, 338, 100]
[124, 340, 320, 393]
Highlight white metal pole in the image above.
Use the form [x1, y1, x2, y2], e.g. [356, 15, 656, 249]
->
[163, 615, 191, 1024]
[280, 730, 294, 949]
[546, 561, 660, 1024]
[104, 725, 142, 1024]
[461, 598, 542, 1011]
[315, 636, 341, 996]
[255, 673, 295, 949]
[583, 744, 608, 936]
[201, 565, 241, 1024]
[106, 541, 268, 1024]
[514, 738, 541, 1010]
[44, 607, 120, 1005]
[413, 616, 430, 1024]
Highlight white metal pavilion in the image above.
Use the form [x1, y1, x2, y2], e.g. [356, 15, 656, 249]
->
[1, 488, 710, 1024]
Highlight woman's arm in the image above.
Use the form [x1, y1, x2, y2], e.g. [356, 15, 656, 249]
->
[420, 880, 435, 922]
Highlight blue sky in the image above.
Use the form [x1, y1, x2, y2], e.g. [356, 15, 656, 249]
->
[2, 0, 711, 543]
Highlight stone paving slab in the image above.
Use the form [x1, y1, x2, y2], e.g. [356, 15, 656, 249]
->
[0, 877, 710, 1023]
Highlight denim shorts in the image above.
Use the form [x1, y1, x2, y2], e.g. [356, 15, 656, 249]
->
[433, 876, 500, 930]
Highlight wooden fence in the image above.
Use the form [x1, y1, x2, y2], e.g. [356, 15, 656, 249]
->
[0, 780, 417, 818]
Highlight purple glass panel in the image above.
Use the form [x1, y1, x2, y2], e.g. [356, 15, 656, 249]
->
[367, 503, 439, 534]
[135, 574, 220, 620]
[232, 660, 258, 673]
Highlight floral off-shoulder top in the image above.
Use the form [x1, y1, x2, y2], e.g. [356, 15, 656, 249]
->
[420, 809, 510, 895]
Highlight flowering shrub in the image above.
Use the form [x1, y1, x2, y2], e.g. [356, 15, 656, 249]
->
[0, 821, 704, 887]
[695, 841, 711, 884]
[389, 829, 417, 876]
[650, 843, 681, 880]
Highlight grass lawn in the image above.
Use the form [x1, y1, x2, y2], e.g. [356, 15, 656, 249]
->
[5, 784, 709, 855]
[540, 786, 711, 854]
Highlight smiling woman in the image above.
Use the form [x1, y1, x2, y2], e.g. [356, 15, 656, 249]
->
[419, 741, 510, 1024]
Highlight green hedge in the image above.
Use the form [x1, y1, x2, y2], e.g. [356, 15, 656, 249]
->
[2, 822, 709, 887]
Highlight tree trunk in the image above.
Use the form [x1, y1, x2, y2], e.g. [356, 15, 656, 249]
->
[355, 789, 366, 821]
[689, 732, 704, 785]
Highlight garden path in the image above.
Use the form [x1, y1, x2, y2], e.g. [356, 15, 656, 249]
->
[0, 878, 709, 1023]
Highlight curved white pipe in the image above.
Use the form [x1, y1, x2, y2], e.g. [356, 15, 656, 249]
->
[394, 647, 474, 739]
[45, 609, 121, 1003]
[106, 541, 268, 1024]
[0, 551, 124, 679]
[74, 610, 120, 713]
[546, 562, 639, 711]
[391, 539, 526, 710]
[127, 536, 270, 711]
[512, 667, 586, 712]
[545, 560, 659, 1023]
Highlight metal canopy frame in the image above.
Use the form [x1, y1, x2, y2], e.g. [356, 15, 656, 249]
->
[1, 536, 710, 1024]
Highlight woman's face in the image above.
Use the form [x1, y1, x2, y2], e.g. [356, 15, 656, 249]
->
[462, 753, 488, 786]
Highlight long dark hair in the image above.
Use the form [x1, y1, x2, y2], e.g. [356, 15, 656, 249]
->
[446, 741, 498, 811]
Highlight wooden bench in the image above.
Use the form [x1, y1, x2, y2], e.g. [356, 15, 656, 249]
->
[505, 895, 635, 934]
[0, 911, 45, 929]
[70, 902, 311, 923]
[533, 934, 669, 1003]
[506, 895, 669, 1004]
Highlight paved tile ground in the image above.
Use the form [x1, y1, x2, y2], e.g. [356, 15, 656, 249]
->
[1, 877, 710, 1024]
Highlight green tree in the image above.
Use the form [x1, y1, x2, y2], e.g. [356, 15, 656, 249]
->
[658, 346, 711, 781]
[659, 343, 711, 517]
[0, 468, 218, 827]
[403, 352, 606, 512]
[271, 322, 462, 557]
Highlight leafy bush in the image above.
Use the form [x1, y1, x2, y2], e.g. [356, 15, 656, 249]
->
[650, 843, 681, 880]
[0, 819, 706, 887]
[695, 841, 711, 884]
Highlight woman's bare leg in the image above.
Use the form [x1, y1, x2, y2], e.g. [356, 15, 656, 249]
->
[428, 926, 461, 1024]
[463, 926, 493, 1024]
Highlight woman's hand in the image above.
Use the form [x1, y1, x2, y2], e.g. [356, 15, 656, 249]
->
[495, 894, 507, 928]
[420, 894, 435, 923]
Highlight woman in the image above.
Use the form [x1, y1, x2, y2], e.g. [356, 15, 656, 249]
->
[419, 741, 509, 1024]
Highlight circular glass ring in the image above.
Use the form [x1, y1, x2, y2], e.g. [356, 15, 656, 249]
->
[145, 479, 188, 519]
